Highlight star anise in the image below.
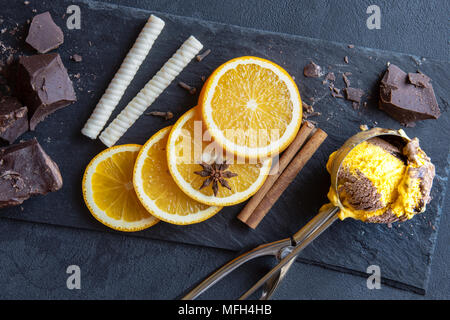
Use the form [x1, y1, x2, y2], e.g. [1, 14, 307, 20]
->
[194, 161, 238, 196]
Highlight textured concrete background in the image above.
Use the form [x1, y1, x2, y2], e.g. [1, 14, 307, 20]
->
[0, 0, 448, 299]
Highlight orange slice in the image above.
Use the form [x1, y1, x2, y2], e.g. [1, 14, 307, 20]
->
[82, 144, 159, 232]
[133, 126, 221, 225]
[167, 107, 272, 206]
[199, 56, 302, 159]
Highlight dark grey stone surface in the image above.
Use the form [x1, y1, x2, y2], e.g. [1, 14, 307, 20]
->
[0, 0, 448, 299]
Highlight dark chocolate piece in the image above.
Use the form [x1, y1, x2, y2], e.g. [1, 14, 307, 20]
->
[0, 96, 28, 144]
[15, 53, 76, 130]
[0, 138, 63, 208]
[379, 64, 440, 125]
[342, 72, 351, 87]
[324, 72, 336, 82]
[344, 87, 364, 103]
[303, 61, 322, 78]
[25, 12, 64, 53]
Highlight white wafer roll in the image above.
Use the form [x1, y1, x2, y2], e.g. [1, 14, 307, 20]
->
[99, 36, 203, 147]
[81, 15, 165, 139]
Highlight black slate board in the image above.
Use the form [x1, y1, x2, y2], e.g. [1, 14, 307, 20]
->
[0, 0, 448, 294]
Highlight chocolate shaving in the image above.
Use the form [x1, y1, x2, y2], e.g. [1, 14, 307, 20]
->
[331, 91, 344, 99]
[325, 72, 336, 82]
[342, 73, 351, 87]
[303, 61, 322, 78]
[344, 87, 364, 103]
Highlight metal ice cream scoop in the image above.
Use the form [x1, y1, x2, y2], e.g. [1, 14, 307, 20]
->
[181, 128, 411, 300]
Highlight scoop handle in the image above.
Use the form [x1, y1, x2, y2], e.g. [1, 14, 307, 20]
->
[239, 205, 339, 300]
[292, 205, 340, 244]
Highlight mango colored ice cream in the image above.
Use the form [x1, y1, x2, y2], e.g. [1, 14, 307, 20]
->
[323, 136, 435, 223]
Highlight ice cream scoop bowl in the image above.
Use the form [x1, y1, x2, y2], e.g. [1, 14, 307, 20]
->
[328, 127, 411, 214]
[182, 128, 412, 300]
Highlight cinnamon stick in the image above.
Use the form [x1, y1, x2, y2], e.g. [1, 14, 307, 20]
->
[237, 121, 315, 224]
[242, 128, 327, 229]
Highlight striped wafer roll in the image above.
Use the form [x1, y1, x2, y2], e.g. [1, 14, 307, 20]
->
[81, 15, 165, 139]
[99, 35, 203, 147]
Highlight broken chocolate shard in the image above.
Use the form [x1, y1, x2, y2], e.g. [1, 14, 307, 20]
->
[303, 61, 322, 78]
[344, 87, 364, 103]
[342, 73, 351, 87]
[15, 53, 76, 130]
[25, 12, 64, 54]
[324, 72, 336, 82]
[379, 64, 440, 125]
[0, 96, 28, 144]
[0, 138, 63, 208]
[331, 91, 344, 99]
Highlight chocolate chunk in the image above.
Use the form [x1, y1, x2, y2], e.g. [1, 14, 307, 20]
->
[15, 53, 76, 130]
[0, 138, 63, 208]
[331, 91, 344, 99]
[379, 64, 440, 125]
[344, 87, 364, 103]
[0, 96, 28, 144]
[26, 12, 64, 54]
[303, 61, 322, 78]
[342, 73, 351, 87]
[324, 72, 336, 82]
